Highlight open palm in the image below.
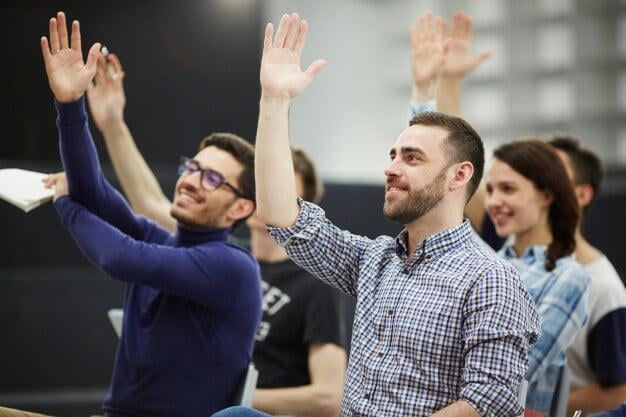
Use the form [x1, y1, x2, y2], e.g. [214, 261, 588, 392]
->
[40, 12, 100, 103]
[260, 14, 326, 99]
[442, 12, 491, 78]
[410, 13, 447, 85]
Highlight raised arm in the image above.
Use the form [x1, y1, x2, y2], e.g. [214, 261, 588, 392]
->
[255, 13, 326, 228]
[409, 12, 447, 110]
[41, 12, 147, 236]
[54, 196, 256, 311]
[87, 53, 175, 232]
[437, 12, 491, 117]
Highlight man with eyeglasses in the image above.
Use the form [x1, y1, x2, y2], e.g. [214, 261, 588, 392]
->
[31, 12, 262, 417]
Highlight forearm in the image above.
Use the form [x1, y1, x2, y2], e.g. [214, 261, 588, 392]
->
[56, 98, 107, 209]
[255, 96, 300, 227]
[436, 77, 462, 116]
[57, 98, 139, 233]
[101, 120, 175, 232]
[254, 384, 341, 417]
[430, 401, 480, 417]
[568, 383, 626, 414]
[411, 82, 437, 105]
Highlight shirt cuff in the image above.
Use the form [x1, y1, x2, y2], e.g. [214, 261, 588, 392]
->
[409, 99, 437, 119]
[460, 382, 523, 417]
[55, 96, 88, 127]
[266, 199, 324, 247]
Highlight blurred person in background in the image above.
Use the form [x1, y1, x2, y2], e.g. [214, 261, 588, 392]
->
[548, 136, 626, 416]
[409, 11, 590, 417]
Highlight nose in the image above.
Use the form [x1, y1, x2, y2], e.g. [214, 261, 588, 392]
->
[485, 189, 503, 211]
[384, 158, 401, 179]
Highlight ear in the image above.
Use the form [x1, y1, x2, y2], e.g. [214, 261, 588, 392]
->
[226, 198, 256, 224]
[538, 190, 554, 208]
[449, 161, 474, 192]
[575, 184, 594, 210]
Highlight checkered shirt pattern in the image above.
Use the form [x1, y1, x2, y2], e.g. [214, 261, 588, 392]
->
[501, 245, 589, 414]
[268, 201, 541, 417]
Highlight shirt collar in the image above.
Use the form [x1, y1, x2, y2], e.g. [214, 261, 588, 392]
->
[501, 243, 547, 264]
[394, 219, 473, 261]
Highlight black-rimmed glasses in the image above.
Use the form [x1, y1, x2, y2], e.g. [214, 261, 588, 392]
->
[178, 157, 246, 199]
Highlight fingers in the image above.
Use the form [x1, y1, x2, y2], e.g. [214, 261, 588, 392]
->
[434, 16, 445, 43]
[263, 23, 274, 54]
[57, 11, 69, 50]
[40, 36, 52, 65]
[273, 14, 290, 48]
[49, 17, 60, 52]
[42, 172, 64, 188]
[284, 13, 299, 49]
[478, 51, 492, 63]
[95, 55, 106, 85]
[452, 11, 472, 39]
[71, 20, 81, 52]
[85, 42, 102, 76]
[108, 53, 125, 81]
[304, 59, 326, 79]
[293, 20, 308, 56]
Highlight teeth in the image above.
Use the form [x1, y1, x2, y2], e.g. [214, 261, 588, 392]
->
[180, 194, 196, 203]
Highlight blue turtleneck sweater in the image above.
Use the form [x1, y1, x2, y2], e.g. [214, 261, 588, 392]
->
[53, 97, 262, 417]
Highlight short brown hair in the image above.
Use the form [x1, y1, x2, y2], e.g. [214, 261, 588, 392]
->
[198, 132, 255, 202]
[494, 139, 579, 271]
[549, 135, 603, 212]
[292, 148, 324, 204]
[409, 112, 484, 201]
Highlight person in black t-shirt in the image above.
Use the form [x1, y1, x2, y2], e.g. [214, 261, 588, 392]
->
[247, 149, 347, 416]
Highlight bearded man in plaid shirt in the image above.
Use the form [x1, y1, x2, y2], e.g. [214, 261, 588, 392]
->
[250, 13, 541, 417]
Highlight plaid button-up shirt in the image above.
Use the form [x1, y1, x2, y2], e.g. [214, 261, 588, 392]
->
[268, 201, 540, 417]
[501, 245, 589, 414]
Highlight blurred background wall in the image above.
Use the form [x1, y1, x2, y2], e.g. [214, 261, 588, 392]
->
[1, 1, 625, 416]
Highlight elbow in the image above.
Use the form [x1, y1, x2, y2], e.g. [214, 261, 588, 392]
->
[308, 388, 342, 417]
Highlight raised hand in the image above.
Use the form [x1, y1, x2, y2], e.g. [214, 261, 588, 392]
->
[441, 12, 491, 78]
[410, 12, 447, 88]
[260, 13, 326, 99]
[40, 12, 101, 103]
[87, 52, 127, 131]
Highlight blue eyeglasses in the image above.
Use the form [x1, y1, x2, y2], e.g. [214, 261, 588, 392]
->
[178, 157, 247, 199]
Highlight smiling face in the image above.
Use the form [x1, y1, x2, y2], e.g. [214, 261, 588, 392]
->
[383, 124, 452, 225]
[171, 146, 246, 228]
[485, 158, 552, 237]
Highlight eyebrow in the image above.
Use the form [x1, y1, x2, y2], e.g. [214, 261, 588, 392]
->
[389, 146, 428, 159]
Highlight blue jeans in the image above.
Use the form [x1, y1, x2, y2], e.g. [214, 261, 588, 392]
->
[211, 406, 273, 417]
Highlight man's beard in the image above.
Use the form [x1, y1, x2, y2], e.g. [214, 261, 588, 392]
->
[383, 167, 447, 225]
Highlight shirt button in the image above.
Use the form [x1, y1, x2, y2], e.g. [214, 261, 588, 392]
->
[388, 309, 394, 316]
[364, 393, 370, 400]
[377, 352, 383, 357]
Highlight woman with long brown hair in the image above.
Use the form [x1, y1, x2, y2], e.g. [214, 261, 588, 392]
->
[485, 139, 590, 417]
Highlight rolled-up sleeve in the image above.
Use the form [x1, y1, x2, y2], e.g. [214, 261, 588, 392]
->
[267, 199, 372, 297]
[461, 261, 541, 416]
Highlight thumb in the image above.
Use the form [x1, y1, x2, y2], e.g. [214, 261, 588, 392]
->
[304, 59, 327, 79]
[477, 50, 492, 64]
[468, 50, 491, 72]
[85, 42, 102, 75]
